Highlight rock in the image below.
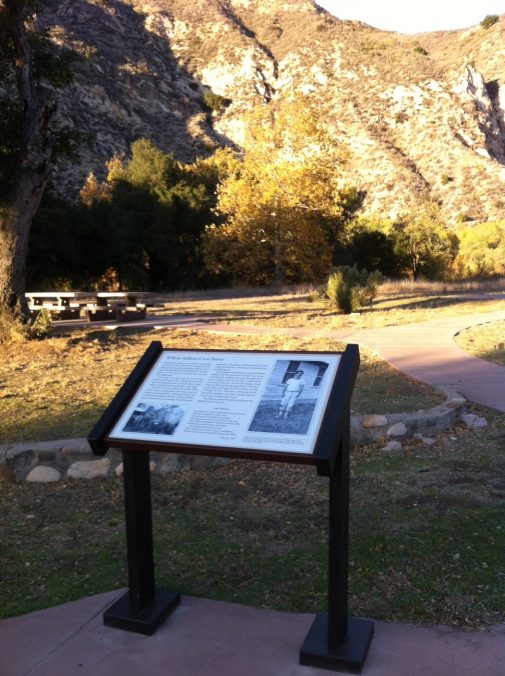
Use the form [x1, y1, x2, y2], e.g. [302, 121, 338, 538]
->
[159, 453, 190, 473]
[362, 415, 387, 428]
[446, 396, 466, 409]
[36, 450, 57, 462]
[414, 433, 436, 446]
[388, 422, 408, 437]
[61, 439, 93, 456]
[381, 440, 403, 453]
[26, 466, 61, 483]
[67, 458, 111, 479]
[11, 450, 37, 482]
[461, 414, 488, 430]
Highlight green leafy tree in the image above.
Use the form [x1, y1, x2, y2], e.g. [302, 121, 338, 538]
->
[388, 203, 458, 279]
[27, 142, 234, 291]
[70, 140, 228, 290]
[335, 216, 403, 277]
[480, 15, 499, 29]
[204, 97, 363, 286]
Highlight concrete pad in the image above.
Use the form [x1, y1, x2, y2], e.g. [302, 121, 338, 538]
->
[1, 592, 504, 676]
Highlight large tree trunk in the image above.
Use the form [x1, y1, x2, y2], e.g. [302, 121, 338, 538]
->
[0, 0, 56, 321]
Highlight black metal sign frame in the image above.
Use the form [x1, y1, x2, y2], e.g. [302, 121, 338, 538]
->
[88, 342, 373, 673]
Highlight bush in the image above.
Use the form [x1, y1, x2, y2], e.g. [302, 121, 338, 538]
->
[414, 45, 428, 56]
[26, 308, 53, 340]
[480, 15, 499, 29]
[326, 266, 384, 314]
[202, 91, 231, 112]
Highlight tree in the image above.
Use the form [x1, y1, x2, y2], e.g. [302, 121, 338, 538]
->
[71, 140, 229, 291]
[0, 1, 60, 322]
[335, 215, 403, 277]
[388, 203, 458, 279]
[453, 221, 505, 277]
[203, 97, 363, 286]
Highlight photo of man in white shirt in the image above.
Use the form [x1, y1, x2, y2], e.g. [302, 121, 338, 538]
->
[278, 370, 305, 419]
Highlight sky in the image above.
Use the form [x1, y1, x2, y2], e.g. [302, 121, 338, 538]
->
[317, 1, 505, 34]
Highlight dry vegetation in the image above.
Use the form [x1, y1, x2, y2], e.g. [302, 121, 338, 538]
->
[2, 279, 504, 444]
[154, 279, 505, 330]
[455, 319, 505, 366]
[0, 326, 441, 445]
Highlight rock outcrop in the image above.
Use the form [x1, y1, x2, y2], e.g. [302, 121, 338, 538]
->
[36, 0, 505, 221]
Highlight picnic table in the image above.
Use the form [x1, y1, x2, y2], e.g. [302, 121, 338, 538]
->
[26, 291, 147, 322]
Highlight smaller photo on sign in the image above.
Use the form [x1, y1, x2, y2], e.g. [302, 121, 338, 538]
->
[123, 403, 187, 436]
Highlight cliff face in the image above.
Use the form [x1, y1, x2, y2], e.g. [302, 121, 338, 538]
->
[39, 0, 505, 222]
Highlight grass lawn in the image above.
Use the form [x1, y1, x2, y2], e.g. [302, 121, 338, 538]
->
[0, 281, 504, 626]
[1, 410, 504, 626]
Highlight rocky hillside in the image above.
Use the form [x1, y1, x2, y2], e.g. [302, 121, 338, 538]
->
[39, 0, 505, 222]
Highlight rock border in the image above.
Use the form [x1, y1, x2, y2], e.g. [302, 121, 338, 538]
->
[0, 386, 470, 483]
[351, 385, 467, 446]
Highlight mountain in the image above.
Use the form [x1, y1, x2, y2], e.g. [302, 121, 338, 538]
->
[39, 0, 505, 222]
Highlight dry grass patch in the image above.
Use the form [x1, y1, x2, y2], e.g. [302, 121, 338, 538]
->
[455, 320, 505, 366]
[0, 326, 442, 444]
[154, 284, 505, 331]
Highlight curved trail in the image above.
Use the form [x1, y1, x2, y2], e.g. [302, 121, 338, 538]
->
[55, 309, 505, 412]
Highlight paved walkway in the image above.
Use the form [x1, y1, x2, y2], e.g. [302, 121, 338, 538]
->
[1, 591, 504, 676]
[57, 307, 505, 411]
[138, 309, 505, 412]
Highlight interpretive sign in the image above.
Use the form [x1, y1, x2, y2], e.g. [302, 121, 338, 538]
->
[106, 349, 340, 459]
[89, 341, 373, 672]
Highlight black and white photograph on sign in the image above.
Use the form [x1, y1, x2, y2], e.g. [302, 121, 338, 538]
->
[248, 359, 329, 435]
[122, 403, 186, 436]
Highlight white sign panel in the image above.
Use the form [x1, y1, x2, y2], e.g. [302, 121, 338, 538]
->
[108, 350, 341, 456]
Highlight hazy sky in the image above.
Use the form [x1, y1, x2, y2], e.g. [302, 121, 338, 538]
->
[317, 1, 504, 34]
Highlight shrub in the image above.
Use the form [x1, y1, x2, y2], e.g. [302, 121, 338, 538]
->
[480, 15, 499, 29]
[26, 308, 53, 340]
[326, 265, 384, 314]
[414, 45, 428, 56]
[202, 91, 231, 112]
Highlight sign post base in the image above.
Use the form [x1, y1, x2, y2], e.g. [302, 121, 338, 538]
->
[104, 587, 181, 636]
[300, 614, 374, 674]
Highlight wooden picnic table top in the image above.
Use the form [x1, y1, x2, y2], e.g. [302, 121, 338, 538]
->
[26, 291, 141, 302]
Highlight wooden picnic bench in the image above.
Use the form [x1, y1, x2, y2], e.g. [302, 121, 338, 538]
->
[85, 292, 146, 322]
[26, 291, 147, 322]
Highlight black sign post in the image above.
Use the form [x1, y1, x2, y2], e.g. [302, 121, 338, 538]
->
[102, 449, 181, 635]
[300, 403, 374, 672]
[88, 342, 373, 671]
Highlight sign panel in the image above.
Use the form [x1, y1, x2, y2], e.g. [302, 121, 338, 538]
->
[107, 350, 341, 457]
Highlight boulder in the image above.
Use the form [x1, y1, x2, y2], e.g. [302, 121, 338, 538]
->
[26, 466, 61, 483]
